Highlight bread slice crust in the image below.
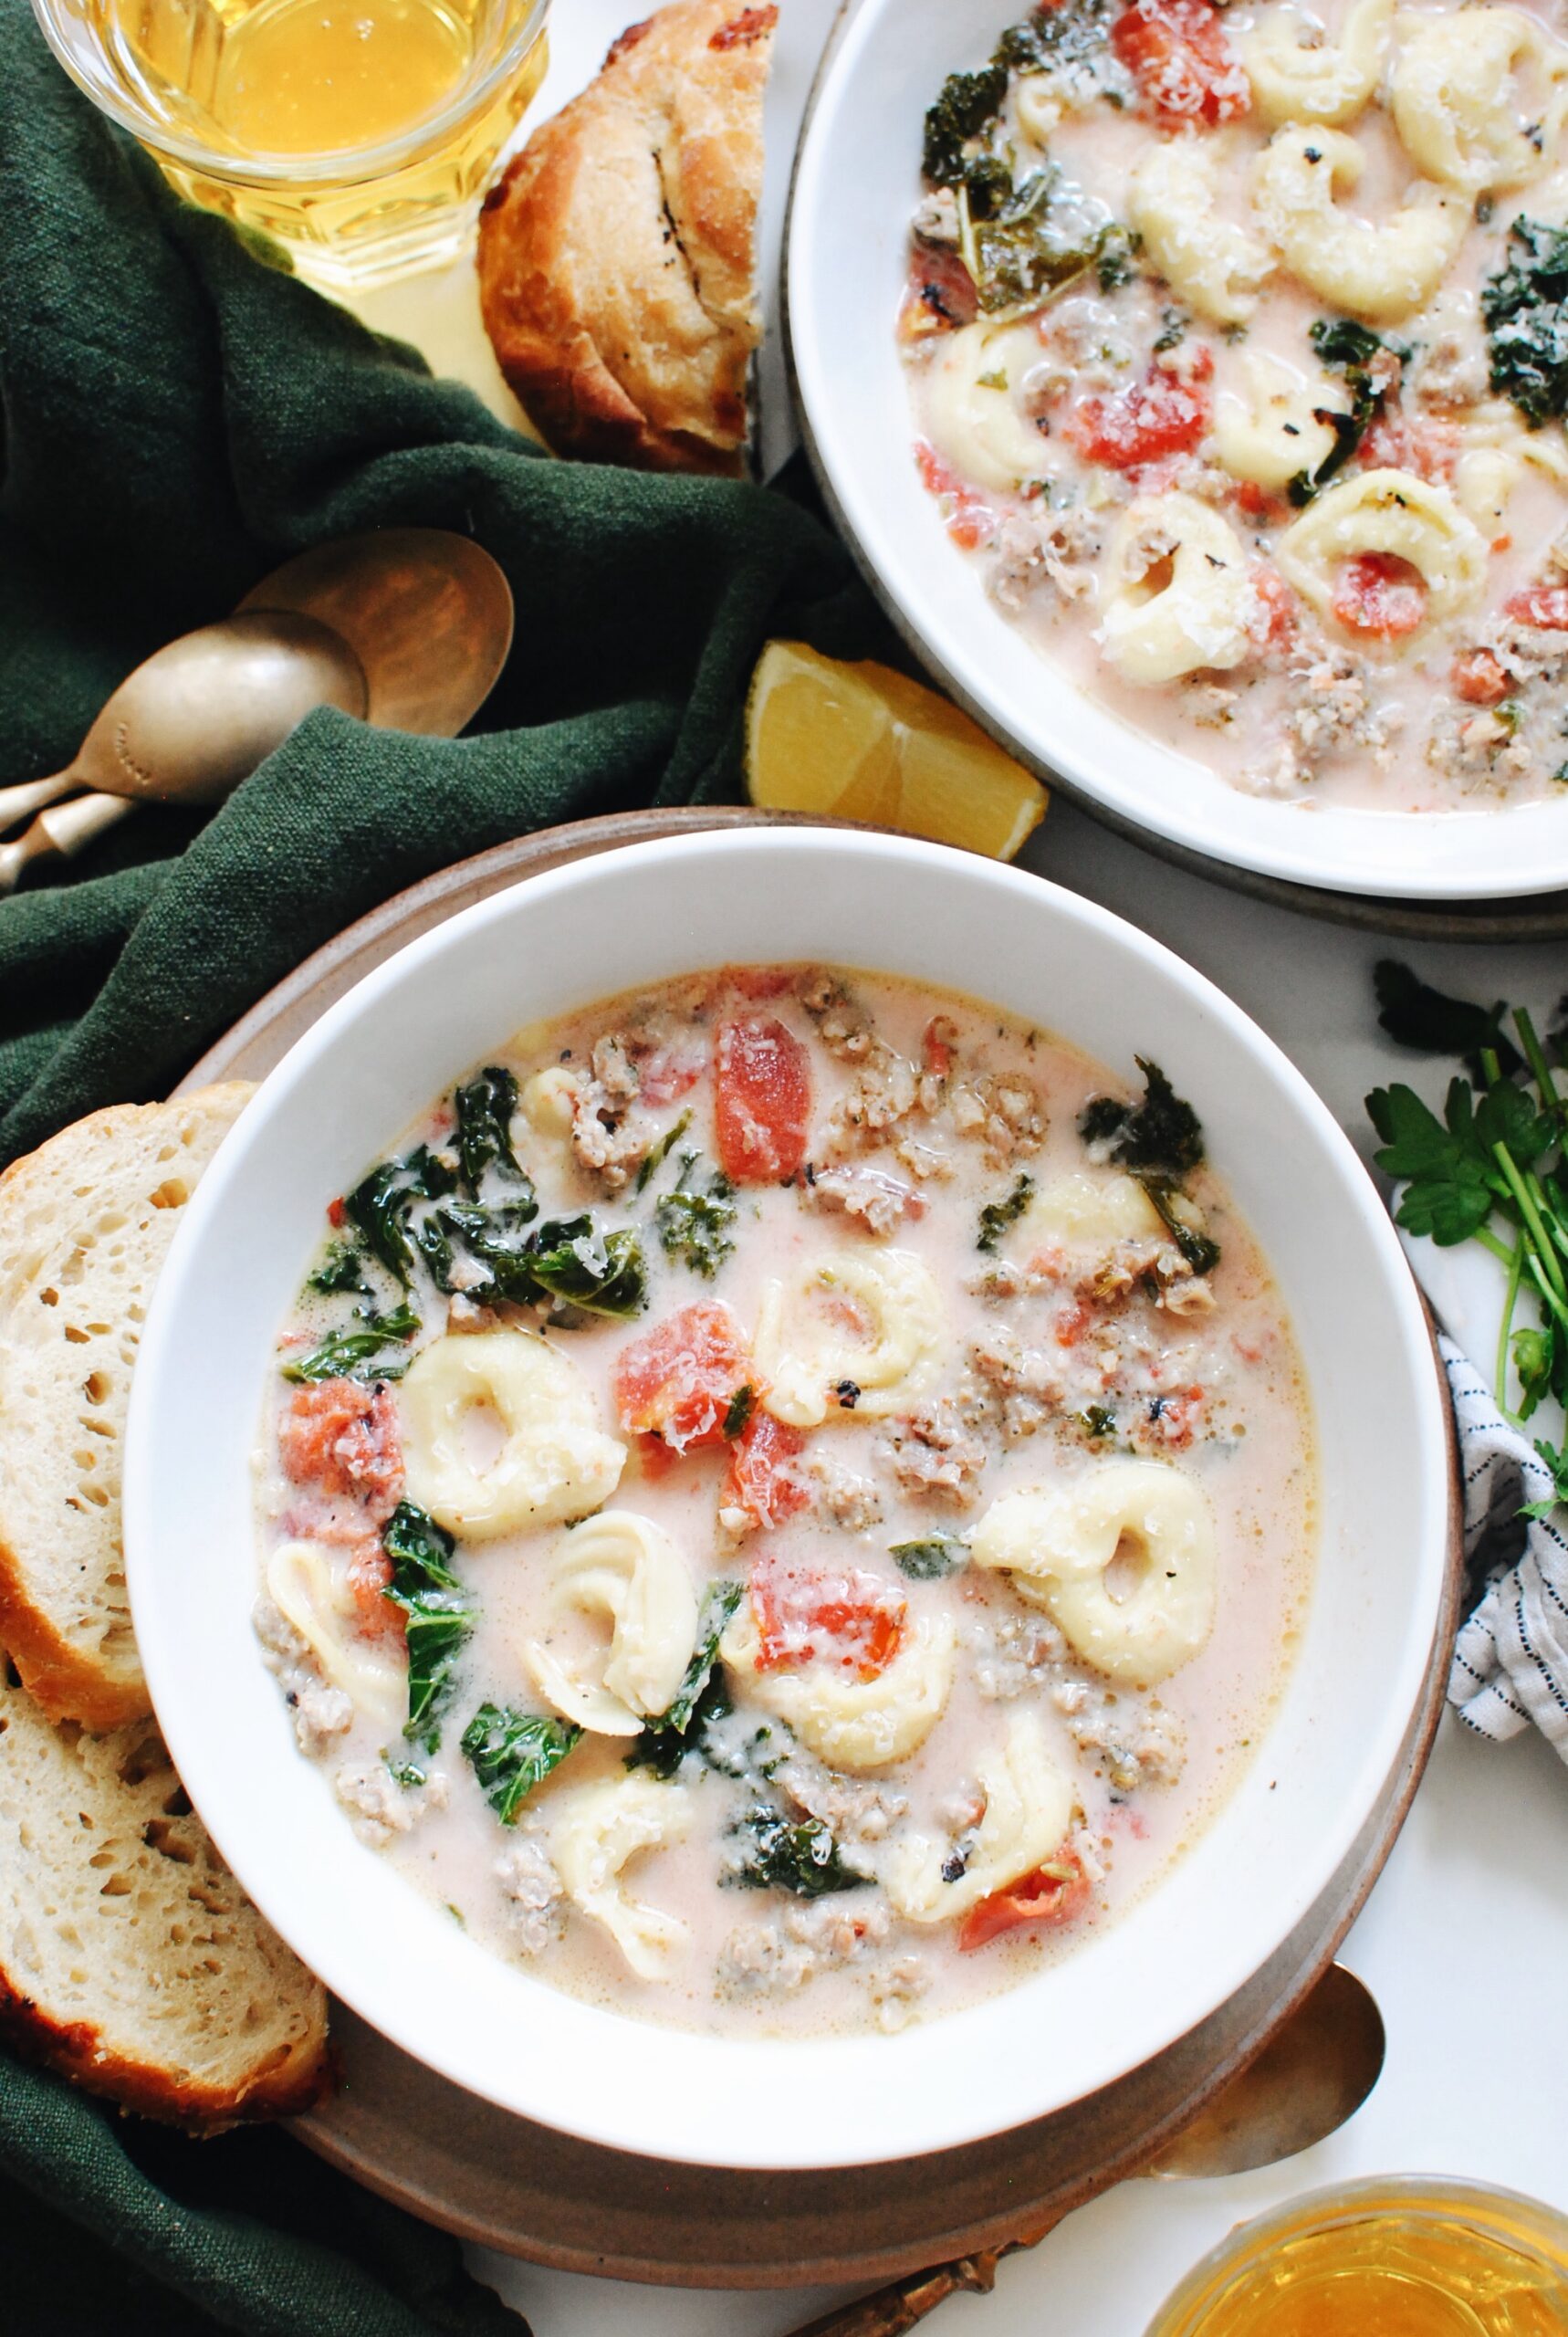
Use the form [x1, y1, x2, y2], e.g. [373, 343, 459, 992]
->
[478, 0, 776, 472]
[0, 1085, 254, 1729]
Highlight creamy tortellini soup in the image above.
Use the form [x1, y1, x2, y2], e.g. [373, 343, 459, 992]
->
[903, 0, 1568, 809]
[256, 968, 1314, 2038]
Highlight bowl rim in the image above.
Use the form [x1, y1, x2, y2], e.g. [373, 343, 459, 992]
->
[123, 828, 1451, 2167]
[784, 0, 1568, 906]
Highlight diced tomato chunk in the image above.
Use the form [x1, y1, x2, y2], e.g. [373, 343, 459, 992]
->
[1110, 0, 1249, 125]
[1067, 365, 1211, 471]
[348, 1536, 404, 1642]
[1358, 406, 1458, 483]
[726, 1410, 810, 1532]
[958, 1848, 1091, 1953]
[922, 1016, 957, 1079]
[278, 1379, 403, 1515]
[1451, 648, 1511, 707]
[1504, 582, 1568, 630]
[613, 1302, 750, 1456]
[326, 1196, 347, 1229]
[750, 1560, 906, 1682]
[715, 1015, 812, 1184]
[1330, 551, 1427, 641]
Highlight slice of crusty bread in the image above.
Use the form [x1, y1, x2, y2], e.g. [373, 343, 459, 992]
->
[0, 1675, 329, 2127]
[0, 1086, 254, 1729]
[477, 0, 776, 474]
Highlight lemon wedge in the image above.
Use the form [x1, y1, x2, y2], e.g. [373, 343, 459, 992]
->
[745, 641, 1047, 861]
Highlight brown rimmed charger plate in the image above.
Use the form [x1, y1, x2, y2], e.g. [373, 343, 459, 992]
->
[179, 807, 1463, 2288]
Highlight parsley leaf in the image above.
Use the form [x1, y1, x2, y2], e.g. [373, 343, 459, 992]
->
[461, 1703, 581, 1825]
[1366, 1081, 1499, 1245]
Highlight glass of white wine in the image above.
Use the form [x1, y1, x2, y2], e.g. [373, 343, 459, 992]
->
[32, 0, 549, 291]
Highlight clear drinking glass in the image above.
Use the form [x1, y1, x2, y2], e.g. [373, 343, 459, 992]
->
[31, 0, 549, 292]
[1145, 2177, 1568, 2337]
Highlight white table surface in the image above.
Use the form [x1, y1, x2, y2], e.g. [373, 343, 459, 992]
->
[337, 15, 1568, 2329]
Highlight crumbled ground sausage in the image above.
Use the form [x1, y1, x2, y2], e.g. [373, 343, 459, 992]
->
[496, 1833, 568, 1954]
[254, 1596, 353, 1755]
[878, 1403, 990, 1505]
[334, 1759, 449, 1850]
[716, 1898, 894, 2000]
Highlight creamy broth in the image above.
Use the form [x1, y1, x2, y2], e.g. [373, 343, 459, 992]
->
[902, 0, 1568, 812]
[254, 968, 1314, 2038]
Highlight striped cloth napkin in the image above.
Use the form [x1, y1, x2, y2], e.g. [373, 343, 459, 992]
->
[1443, 1335, 1568, 1761]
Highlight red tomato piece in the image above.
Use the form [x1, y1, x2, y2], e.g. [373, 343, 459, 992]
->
[726, 1410, 810, 1532]
[1249, 564, 1297, 647]
[750, 1561, 907, 1682]
[1504, 583, 1568, 629]
[1110, 0, 1249, 124]
[958, 1849, 1091, 1953]
[1331, 551, 1427, 641]
[1358, 406, 1458, 483]
[278, 1379, 403, 1515]
[922, 1016, 957, 1078]
[613, 1302, 750, 1456]
[348, 1536, 404, 1642]
[1451, 648, 1511, 707]
[715, 1015, 812, 1184]
[326, 1195, 347, 1229]
[901, 241, 978, 338]
[1067, 365, 1211, 471]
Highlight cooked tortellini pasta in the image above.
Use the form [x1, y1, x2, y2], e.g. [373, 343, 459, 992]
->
[266, 1541, 405, 1727]
[1392, 7, 1568, 194]
[1021, 1170, 1164, 1258]
[1254, 126, 1468, 320]
[754, 1250, 945, 1428]
[1455, 401, 1568, 530]
[547, 1776, 695, 1980]
[1242, 0, 1392, 126]
[886, 1712, 1075, 1923]
[1098, 495, 1254, 686]
[722, 1604, 956, 1770]
[1276, 466, 1489, 632]
[1127, 137, 1276, 325]
[520, 1064, 578, 1137]
[923, 320, 1055, 496]
[971, 1461, 1218, 1683]
[525, 1512, 699, 1737]
[399, 1329, 626, 1539]
[1212, 351, 1352, 493]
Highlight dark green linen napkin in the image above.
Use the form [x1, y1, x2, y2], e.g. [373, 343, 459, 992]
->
[0, 0, 881, 2321]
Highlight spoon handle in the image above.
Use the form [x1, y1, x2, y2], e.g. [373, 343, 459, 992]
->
[0, 770, 76, 833]
[0, 792, 136, 895]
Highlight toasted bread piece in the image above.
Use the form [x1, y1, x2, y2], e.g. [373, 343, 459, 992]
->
[477, 0, 776, 474]
[0, 1086, 254, 1729]
[0, 1677, 329, 2127]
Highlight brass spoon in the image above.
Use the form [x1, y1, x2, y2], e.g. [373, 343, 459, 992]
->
[0, 529, 515, 892]
[788, 1965, 1386, 2337]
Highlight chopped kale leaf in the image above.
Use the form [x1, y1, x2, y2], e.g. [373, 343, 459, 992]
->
[635, 1109, 693, 1192]
[891, 1534, 968, 1580]
[454, 1066, 536, 1204]
[1081, 1057, 1205, 1180]
[993, 0, 1111, 73]
[977, 1172, 1035, 1252]
[723, 1384, 755, 1439]
[1482, 217, 1568, 426]
[308, 1239, 371, 1295]
[385, 1756, 429, 1790]
[644, 1580, 745, 1740]
[345, 1147, 458, 1285]
[381, 1501, 476, 1748]
[461, 1703, 581, 1824]
[1285, 319, 1406, 507]
[923, 63, 1008, 185]
[281, 1302, 421, 1384]
[728, 1807, 872, 1898]
[525, 1217, 648, 1316]
[655, 1155, 738, 1279]
[967, 165, 1127, 316]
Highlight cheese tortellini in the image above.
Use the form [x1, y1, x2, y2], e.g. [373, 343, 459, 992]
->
[266, 1541, 405, 1728]
[1254, 126, 1468, 320]
[1021, 1170, 1164, 1259]
[1212, 351, 1352, 492]
[886, 1712, 1075, 1923]
[924, 320, 1057, 496]
[525, 1512, 699, 1737]
[1454, 400, 1568, 529]
[1276, 466, 1489, 633]
[547, 1776, 695, 1979]
[754, 1250, 945, 1428]
[722, 1603, 956, 1770]
[1242, 0, 1392, 126]
[1392, 7, 1568, 194]
[399, 1330, 626, 1539]
[971, 1461, 1218, 1683]
[1098, 494, 1254, 686]
[1127, 138, 1276, 325]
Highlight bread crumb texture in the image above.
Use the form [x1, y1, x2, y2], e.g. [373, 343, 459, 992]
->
[0, 1085, 254, 1728]
[0, 1674, 329, 2127]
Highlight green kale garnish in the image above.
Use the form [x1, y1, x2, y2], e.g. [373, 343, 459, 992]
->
[967, 165, 1129, 316]
[308, 1239, 371, 1295]
[626, 1665, 735, 1778]
[1521, 1436, 1568, 1520]
[385, 1756, 429, 1790]
[454, 1066, 535, 1203]
[1080, 1058, 1220, 1275]
[461, 1703, 581, 1825]
[655, 1155, 737, 1279]
[891, 1534, 968, 1580]
[643, 1580, 744, 1741]
[977, 1172, 1035, 1252]
[1079, 1403, 1118, 1440]
[635, 1110, 693, 1192]
[523, 1216, 648, 1316]
[727, 1807, 872, 1899]
[345, 1147, 459, 1285]
[281, 1301, 421, 1383]
[1285, 318, 1406, 507]
[723, 1384, 755, 1439]
[1482, 217, 1568, 426]
[1374, 959, 1523, 1082]
[922, 63, 1008, 185]
[381, 1502, 476, 1749]
[993, 0, 1111, 73]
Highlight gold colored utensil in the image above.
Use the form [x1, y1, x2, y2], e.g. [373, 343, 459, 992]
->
[0, 530, 515, 895]
[787, 1965, 1386, 2337]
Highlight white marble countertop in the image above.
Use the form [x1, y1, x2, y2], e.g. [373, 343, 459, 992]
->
[337, 15, 1568, 2326]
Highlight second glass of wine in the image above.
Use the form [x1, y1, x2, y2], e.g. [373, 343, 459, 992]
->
[32, 0, 549, 292]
